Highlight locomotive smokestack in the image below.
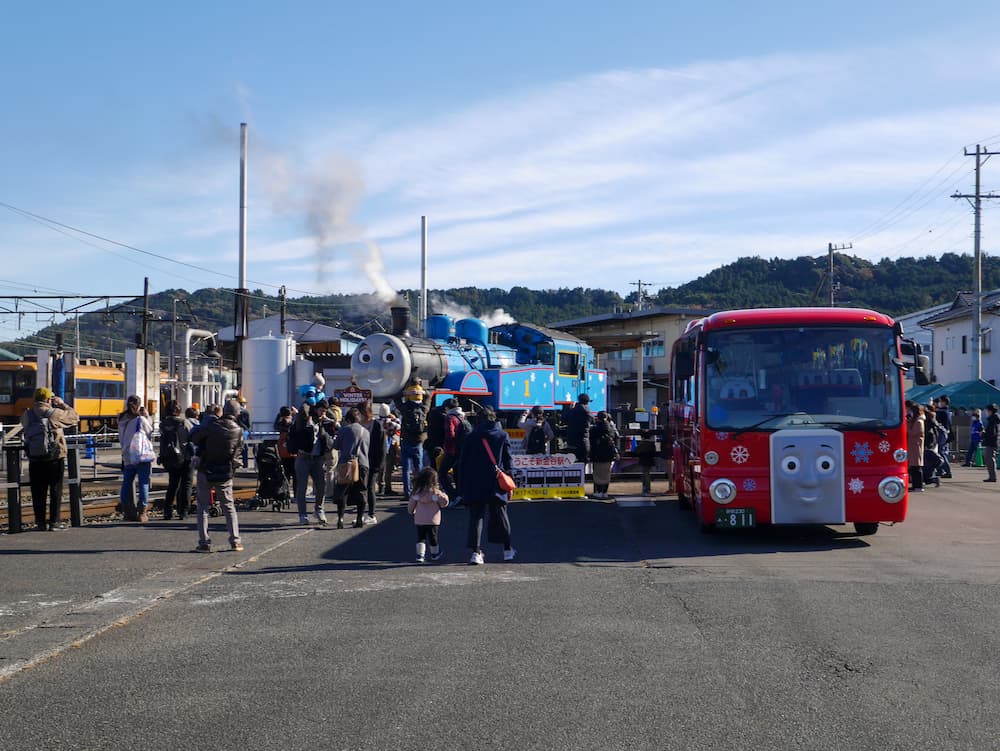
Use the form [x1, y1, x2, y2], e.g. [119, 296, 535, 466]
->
[390, 305, 410, 337]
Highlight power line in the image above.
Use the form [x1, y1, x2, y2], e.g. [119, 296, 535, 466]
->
[0, 200, 354, 299]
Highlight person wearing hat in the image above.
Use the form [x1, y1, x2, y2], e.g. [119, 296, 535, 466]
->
[118, 394, 155, 523]
[20, 387, 79, 531]
[190, 398, 245, 552]
[438, 398, 469, 505]
[565, 393, 594, 464]
[380, 403, 402, 495]
[982, 404, 1000, 483]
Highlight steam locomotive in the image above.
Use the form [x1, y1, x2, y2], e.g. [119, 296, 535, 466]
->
[350, 306, 606, 412]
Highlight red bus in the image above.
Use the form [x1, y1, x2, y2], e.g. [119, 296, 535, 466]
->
[669, 307, 929, 535]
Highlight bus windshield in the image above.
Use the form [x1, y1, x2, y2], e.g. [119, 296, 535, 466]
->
[704, 325, 902, 431]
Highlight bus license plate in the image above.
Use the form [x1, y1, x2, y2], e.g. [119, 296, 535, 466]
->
[715, 507, 756, 529]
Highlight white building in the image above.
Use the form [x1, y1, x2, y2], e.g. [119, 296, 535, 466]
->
[918, 290, 1000, 385]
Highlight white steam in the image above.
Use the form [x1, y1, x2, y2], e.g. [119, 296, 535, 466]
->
[259, 147, 397, 301]
[429, 295, 516, 327]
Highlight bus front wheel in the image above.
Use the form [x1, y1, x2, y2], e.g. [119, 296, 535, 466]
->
[853, 522, 879, 536]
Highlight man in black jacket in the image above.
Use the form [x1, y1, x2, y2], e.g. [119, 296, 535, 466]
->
[565, 394, 594, 464]
[191, 398, 244, 552]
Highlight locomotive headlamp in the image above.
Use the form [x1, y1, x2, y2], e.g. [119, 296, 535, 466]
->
[878, 477, 906, 503]
[709, 478, 737, 505]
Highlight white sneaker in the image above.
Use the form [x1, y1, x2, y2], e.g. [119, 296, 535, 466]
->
[469, 550, 485, 565]
[298, 514, 310, 525]
[503, 548, 517, 561]
[316, 511, 328, 525]
[363, 514, 378, 525]
[415, 554, 425, 563]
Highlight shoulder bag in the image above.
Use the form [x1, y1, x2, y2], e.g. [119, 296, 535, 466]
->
[482, 437, 516, 493]
[335, 436, 359, 485]
[127, 428, 156, 465]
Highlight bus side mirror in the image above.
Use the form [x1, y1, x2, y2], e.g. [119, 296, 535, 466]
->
[913, 355, 931, 386]
[675, 351, 694, 380]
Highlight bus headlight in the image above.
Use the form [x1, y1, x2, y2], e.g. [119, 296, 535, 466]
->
[878, 477, 906, 503]
[709, 479, 737, 505]
[893, 449, 907, 463]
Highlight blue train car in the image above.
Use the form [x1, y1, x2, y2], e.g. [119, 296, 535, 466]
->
[350, 306, 606, 412]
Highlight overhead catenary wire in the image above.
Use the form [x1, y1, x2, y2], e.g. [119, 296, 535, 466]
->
[0, 200, 358, 301]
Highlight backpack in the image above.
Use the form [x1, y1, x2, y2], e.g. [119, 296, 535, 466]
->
[159, 420, 187, 470]
[24, 407, 60, 461]
[526, 422, 548, 454]
[400, 402, 427, 442]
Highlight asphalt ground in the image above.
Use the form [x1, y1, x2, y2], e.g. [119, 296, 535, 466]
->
[1, 467, 999, 750]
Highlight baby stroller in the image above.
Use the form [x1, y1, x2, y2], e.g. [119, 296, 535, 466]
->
[253, 440, 291, 511]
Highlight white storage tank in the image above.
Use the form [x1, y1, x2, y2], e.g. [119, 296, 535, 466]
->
[242, 335, 296, 433]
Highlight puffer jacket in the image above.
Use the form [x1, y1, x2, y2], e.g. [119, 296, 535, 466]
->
[408, 488, 449, 526]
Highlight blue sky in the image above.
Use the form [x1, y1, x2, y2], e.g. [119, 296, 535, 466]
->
[2, 1, 1000, 340]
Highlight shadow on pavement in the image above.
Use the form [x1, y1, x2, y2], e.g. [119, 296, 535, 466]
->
[232, 496, 871, 575]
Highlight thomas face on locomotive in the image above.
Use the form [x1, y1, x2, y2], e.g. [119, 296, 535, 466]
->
[351, 333, 412, 399]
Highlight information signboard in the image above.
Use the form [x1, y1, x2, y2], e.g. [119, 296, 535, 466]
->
[334, 385, 372, 407]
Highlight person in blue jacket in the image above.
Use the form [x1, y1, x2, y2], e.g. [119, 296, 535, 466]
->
[457, 405, 515, 565]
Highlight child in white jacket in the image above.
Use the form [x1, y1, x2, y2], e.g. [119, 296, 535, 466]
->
[408, 467, 449, 562]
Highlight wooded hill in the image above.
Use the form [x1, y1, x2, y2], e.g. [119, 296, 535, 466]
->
[2, 252, 993, 360]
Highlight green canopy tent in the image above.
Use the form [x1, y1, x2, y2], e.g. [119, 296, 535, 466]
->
[905, 383, 946, 404]
[933, 379, 1000, 411]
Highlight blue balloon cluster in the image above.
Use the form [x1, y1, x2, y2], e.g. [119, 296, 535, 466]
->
[297, 384, 328, 406]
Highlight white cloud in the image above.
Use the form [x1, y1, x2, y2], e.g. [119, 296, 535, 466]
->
[5, 34, 1000, 318]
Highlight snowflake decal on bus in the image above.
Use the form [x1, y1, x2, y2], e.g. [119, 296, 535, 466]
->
[742, 478, 757, 491]
[851, 442, 873, 464]
[715, 432, 729, 441]
[849, 477, 865, 494]
[731, 445, 750, 464]
[878, 439, 891, 454]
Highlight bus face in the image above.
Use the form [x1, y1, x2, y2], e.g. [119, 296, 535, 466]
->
[673, 312, 909, 530]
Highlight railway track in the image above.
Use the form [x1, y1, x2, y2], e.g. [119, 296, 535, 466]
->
[1, 485, 262, 529]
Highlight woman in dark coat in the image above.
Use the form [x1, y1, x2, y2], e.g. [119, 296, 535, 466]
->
[457, 406, 515, 565]
[589, 411, 620, 499]
[360, 400, 385, 524]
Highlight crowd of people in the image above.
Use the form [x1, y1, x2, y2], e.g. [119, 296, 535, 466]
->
[21, 380, 670, 562]
[904, 394, 992, 491]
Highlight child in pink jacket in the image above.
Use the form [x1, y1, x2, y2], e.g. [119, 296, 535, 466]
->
[408, 467, 450, 562]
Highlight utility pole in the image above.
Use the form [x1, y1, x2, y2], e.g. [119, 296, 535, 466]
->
[234, 122, 250, 384]
[827, 243, 851, 306]
[952, 144, 1000, 381]
[629, 280, 663, 311]
[279, 285, 287, 336]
